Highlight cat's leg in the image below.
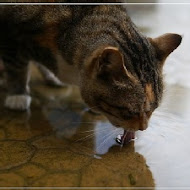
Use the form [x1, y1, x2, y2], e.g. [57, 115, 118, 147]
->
[36, 63, 64, 87]
[3, 57, 31, 110]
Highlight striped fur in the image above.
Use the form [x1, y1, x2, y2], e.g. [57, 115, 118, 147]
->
[0, 4, 182, 130]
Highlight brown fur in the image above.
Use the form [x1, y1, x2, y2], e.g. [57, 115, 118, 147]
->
[34, 24, 59, 54]
[0, 4, 182, 131]
[145, 84, 155, 103]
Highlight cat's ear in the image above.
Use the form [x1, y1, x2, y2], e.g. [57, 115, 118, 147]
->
[149, 33, 182, 62]
[97, 47, 124, 75]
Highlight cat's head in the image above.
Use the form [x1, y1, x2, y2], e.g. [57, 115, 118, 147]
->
[80, 33, 182, 131]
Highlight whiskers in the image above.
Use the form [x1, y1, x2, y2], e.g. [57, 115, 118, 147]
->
[96, 128, 118, 151]
[74, 122, 123, 155]
[88, 105, 100, 110]
[79, 126, 111, 134]
[75, 132, 96, 142]
[75, 125, 112, 142]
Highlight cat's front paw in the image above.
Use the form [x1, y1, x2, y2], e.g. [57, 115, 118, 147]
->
[5, 95, 31, 110]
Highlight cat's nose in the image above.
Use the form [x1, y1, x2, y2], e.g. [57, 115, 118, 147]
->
[138, 111, 152, 131]
[139, 112, 148, 131]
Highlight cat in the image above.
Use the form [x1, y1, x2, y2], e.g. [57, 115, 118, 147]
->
[0, 2, 182, 133]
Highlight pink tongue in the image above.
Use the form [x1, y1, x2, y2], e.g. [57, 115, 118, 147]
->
[116, 130, 135, 145]
[123, 130, 135, 143]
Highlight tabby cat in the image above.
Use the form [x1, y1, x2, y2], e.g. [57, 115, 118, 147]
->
[0, 1, 182, 132]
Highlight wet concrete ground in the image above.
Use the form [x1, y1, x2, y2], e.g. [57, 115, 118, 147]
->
[1, 2, 190, 190]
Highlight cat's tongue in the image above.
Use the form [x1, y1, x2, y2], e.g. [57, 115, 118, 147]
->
[116, 130, 135, 145]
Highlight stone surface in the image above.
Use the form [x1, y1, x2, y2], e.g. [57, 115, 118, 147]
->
[5, 112, 52, 141]
[32, 173, 79, 187]
[31, 134, 69, 149]
[80, 144, 154, 187]
[0, 141, 34, 170]
[15, 163, 46, 184]
[31, 149, 91, 171]
[81, 161, 131, 187]
[0, 173, 25, 187]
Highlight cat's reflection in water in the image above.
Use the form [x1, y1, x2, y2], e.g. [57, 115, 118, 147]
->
[41, 98, 135, 155]
[41, 102, 155, 186]
[42, 102, 115, 155]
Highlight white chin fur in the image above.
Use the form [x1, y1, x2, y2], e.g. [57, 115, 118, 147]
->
[5, 95, 31, 110]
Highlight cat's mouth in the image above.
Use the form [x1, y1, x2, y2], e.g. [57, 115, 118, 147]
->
[116, 130, 135, 145]
[98, 111, 136, 144]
